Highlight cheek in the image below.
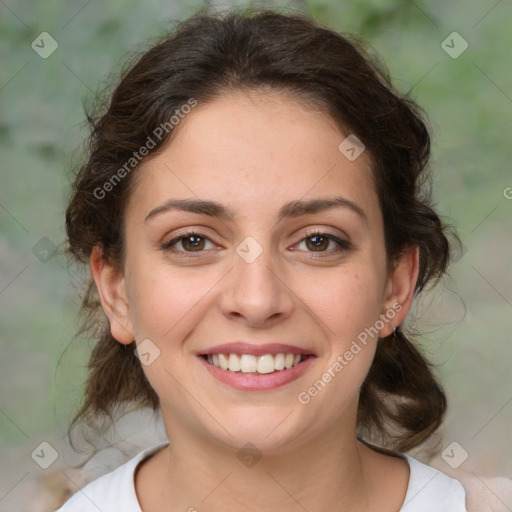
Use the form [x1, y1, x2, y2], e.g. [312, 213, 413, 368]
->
[296, 270, 382, 417]
[306, 268, 384, 344]
[126, 260, 218, 342]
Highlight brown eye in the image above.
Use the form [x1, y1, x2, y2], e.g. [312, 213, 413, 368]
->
[305, 234, 331, 251]
[296, 231, 350, 255]
[180, 234, 206, 251]
[162, 231, 215, 254]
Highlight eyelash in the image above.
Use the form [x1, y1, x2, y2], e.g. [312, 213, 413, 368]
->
[300, 229, 351, 258]
[161, 229, 351, 259]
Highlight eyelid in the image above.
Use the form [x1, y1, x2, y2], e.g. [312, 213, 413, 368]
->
[162, 227, 351, 256]
[295, 228, 351, 252]
[301, 224, 350, 239]
[162, 228, 219, 250]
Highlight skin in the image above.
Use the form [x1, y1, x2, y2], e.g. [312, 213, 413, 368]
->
[90, 90, 419, 512]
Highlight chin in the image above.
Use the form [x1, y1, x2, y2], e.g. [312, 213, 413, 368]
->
[204, 409, 309, 455]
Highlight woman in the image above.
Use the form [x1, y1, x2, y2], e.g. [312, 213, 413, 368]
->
[58, 8, 469, 511]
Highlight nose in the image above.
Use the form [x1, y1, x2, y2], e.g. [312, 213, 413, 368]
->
[218, 240, 295, 327]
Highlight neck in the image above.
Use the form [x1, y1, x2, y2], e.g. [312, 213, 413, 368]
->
[139, 420, 379, 512]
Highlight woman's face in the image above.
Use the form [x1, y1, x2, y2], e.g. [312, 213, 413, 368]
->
[93, 90, 416, 452]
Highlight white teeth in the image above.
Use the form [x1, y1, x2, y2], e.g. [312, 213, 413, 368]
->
[228, 353, 241, 372]
[218, 353, 229, 370]
[274, 353, 285, 370]
[240, 354, 258, 373]
[257, 354, 275, 374]
[205, 352, 305, 373]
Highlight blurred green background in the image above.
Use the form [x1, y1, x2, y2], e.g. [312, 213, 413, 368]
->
[1, 0, 511, 508]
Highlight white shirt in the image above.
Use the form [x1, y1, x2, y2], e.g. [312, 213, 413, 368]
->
[56, 442, 467, 511]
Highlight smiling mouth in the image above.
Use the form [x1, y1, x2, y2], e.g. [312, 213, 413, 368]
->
[200, 353, 314, 374]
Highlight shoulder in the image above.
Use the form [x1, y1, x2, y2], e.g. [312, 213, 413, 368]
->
[409, 455, 512, 512]
[55, 442, 169, 512]
[400, 454, 467, 511]
[443, 471, 512, 512]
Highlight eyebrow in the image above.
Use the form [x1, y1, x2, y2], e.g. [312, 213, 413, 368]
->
[144, 196, 368, 224]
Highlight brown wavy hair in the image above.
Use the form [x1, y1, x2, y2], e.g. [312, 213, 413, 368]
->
[65, 7, 454, 453]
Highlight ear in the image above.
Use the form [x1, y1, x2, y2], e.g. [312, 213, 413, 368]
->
[89, 244, 134, 345]
[379, 245, 420, 337]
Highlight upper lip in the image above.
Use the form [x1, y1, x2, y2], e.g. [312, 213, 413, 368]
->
[198, 342, 315, 357]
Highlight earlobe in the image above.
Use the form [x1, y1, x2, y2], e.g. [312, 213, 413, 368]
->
[89, 244, 135, 345]
[380, 246, 420, 338]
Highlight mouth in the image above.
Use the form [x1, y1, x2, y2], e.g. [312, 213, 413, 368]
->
[196, 342, 317, 390]
[199, 352, 315, 375]
[198, 351, 316, 391]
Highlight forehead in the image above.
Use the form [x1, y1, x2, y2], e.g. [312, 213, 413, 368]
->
[126, 90, 378, 224]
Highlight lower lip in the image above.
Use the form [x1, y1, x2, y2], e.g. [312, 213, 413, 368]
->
[198, 355, 316, 391]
